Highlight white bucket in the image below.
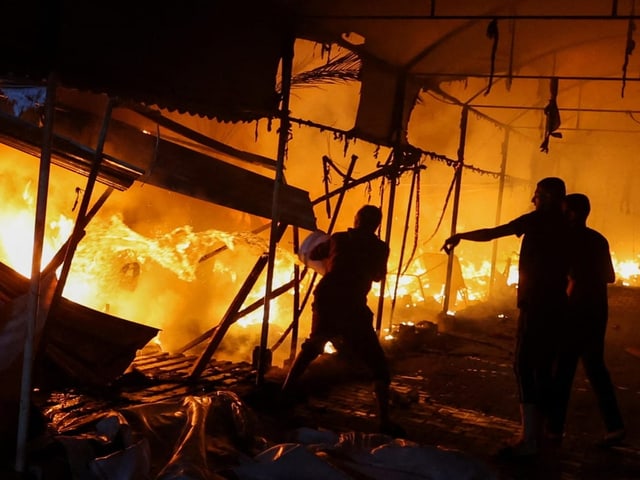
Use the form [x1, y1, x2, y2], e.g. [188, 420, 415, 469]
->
[298, 230, 329, 275]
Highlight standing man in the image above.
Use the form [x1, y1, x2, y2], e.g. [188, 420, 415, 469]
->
[442, 177, 569, 456]
[282, 205, 403, 436]
[547, 193, 625, 447]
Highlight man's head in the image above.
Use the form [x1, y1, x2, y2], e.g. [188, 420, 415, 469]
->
[563, 193, 590, 225]
[532, 177, 566, 211]
[354, 205, 383, 232]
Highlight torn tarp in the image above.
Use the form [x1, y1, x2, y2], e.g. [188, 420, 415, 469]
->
[40, 393, 497, 480]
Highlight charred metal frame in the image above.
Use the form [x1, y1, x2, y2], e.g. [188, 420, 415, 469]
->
[15, 76, 56, 473]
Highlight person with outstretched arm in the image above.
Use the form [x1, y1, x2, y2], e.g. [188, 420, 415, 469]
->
[442, 177, 570, 457]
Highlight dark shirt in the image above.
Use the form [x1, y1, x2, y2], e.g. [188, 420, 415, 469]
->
[310, 227, 389, 306]
[508, 209, 570, 308]
[567, 226, 615, 307]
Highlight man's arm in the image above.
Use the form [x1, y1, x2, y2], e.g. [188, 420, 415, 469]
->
[442, 223, 516, 254]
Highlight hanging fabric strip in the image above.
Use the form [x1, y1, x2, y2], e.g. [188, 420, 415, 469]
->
[485, 18, 499, 96]
[427, 168, 458, 246]
[621, 2, 636, 98]
[540, 77, 562, 153]
[322, 155, 332, 218]
[506, 18, 516, 92]
[401, 166, 423, 276]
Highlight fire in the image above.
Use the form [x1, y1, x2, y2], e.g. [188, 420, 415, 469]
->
[0, 183, 74, 276]
[0, 172, 306, 360]
[2, 148, 640, 361]
[369, 249, 640, 322]
[612, 254, 640, 287]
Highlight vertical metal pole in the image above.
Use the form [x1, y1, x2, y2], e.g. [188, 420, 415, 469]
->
[489, 128, 510, 293]
[289, 227, 301, 364]
[388, 168, 417, 332]
[53, 99, 113, 301]
[442, 106, 469, 314]
[375, 68, 408, 335]
[376, 177, 397, 333]
[257, 32, 295, 384]
[15, 77, 56, 473]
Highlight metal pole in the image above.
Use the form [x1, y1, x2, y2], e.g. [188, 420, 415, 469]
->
[376, 177, 397, 333]
[489, 128, 510, 293]
[256, 32, 295, 385]
[52, 99, 113, 302]
[289, 226, 301, 364]
[15, 76, 56, 473]
[375, 66, 409, 334]
[188, 223, 289, 379]
[388, 168, 417, 332]
[442, 106, 469, 314]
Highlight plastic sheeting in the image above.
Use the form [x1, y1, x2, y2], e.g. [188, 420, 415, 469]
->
[233, 428, 498, 480]
[48, 392, 497, 480]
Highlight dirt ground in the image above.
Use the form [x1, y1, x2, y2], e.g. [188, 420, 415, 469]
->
[255, 285, 640, 480]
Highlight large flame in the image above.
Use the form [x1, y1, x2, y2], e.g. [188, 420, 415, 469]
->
[0, 161, 309, 362]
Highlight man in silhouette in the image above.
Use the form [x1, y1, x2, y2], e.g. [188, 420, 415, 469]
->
[547, 193, 625, 447]
[282, 205, 402, 436]
[442, 177, 569, 456]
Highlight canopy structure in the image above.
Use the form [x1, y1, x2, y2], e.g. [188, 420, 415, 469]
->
[4, 1, 639, 140]
[4, 1, 640, 471]
[291, 1, 640, 146]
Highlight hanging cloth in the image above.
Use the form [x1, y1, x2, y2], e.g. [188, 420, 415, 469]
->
[540, 77, 562, 153]
[485, 19, 499, 96]
[621, 4, 636, 98]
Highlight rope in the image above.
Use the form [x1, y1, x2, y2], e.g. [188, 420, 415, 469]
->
[401, 166, 423, 275]
[424, 167, 458, 246]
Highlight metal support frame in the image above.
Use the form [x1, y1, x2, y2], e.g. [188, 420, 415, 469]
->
[256, 31, 295, 385]
[489, 128, 511, 293]
[51, 99, 114, 304]
[442, 106, 469, 314]
[289, 227, 301, 364]
[14, 76, 56, 473]
[388, 166, 419, 332]
[188, 223, 289, 380]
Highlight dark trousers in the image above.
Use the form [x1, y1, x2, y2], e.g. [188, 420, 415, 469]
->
[285, 302, 391, 388]
[514, 305, 564, 416]
[548, 304, 624, 435]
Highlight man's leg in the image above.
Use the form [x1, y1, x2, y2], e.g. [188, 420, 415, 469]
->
[344, 316, 404, 436]
[281, 336, 324, 394]
[547, 351, 579, 438]
[506, 310, 542, 456]
[582, 316, 625, 440]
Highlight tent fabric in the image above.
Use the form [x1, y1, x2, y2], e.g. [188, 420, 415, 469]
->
[3, 1, 640, 147]
[45, 393, 497, 480]
[291, 0, 640, 144]
[1, 1, 287, 122]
